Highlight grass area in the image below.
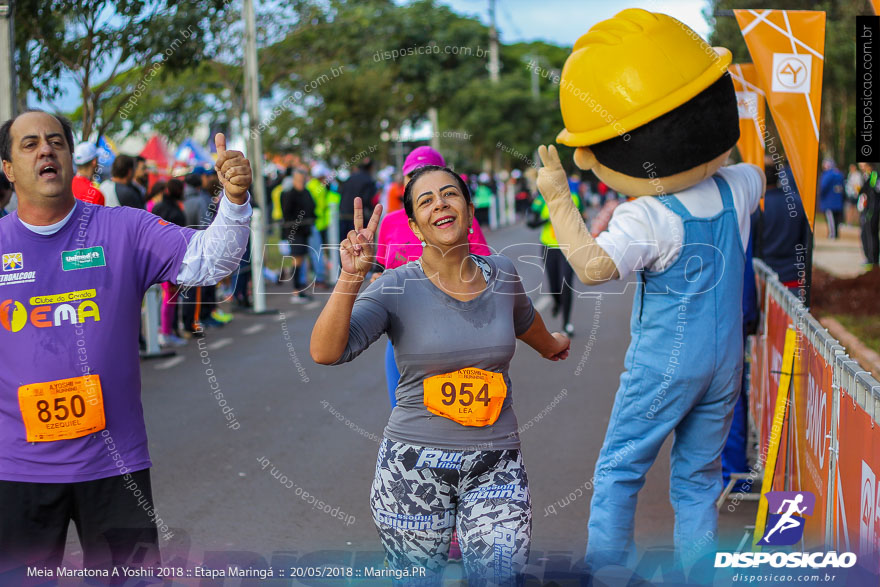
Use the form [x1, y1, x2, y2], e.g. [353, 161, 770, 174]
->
[832, 314, 880, 354]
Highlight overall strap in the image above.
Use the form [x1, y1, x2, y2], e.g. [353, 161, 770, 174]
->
[712, 175, 735, 210]
[658, 194, 692, 219]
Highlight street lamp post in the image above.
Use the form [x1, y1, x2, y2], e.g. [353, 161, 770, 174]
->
[0, 0, 15, 122]
[243, 0, 271, 314]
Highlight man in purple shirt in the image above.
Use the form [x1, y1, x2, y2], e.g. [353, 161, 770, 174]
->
[0, 110, 252, 578]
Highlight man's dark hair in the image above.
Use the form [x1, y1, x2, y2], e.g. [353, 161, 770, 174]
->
[0, 171, 10, 192]
[403, 165, 471, 220]
[185, 173, 202, 188]
[167, 178, 184, 201]
[111, 154, 135, 179]
[358, 157, 373, 171]
[0, 109, 75, 163]
[135, 155, 146, 165]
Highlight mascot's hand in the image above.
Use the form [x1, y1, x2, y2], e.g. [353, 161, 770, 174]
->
[537, 145, 571, 203]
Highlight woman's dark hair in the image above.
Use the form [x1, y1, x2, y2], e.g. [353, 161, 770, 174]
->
[166, 178, 184, 201]
[403, 165, 471, 220]
[148, 181, 167, 199]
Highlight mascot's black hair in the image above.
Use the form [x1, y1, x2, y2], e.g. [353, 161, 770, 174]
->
[590, 73, 740, 179]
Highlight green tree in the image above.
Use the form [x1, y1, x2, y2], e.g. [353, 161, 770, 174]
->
[73, 60, 240, 145]
[257, 0, 495, 160]
[706, 0, 869, 167]
[14, 0, 235, 140]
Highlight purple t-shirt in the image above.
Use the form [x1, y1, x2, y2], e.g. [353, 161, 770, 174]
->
[0, 199, 194, 482]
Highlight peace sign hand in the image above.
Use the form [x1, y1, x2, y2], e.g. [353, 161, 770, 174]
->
[340, 197, 383, 278]
[537, 144, 571, 203]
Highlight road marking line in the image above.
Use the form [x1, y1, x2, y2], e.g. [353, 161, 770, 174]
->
[155, 356, 185, 370]
[243, 324, 265, 335]
[208, 337, 234, 350]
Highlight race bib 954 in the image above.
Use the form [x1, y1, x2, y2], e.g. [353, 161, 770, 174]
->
[423, 368, 507, 427]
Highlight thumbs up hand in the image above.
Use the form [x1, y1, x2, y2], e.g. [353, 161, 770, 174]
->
[214, 133, 252, 204]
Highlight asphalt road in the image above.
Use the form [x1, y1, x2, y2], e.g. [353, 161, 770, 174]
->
[60, 221, 758, 584]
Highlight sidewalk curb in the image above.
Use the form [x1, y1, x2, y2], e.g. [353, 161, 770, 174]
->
[819, 316, 880, 375]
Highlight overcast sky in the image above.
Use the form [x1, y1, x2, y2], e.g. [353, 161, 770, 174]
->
[40, 1, 714, 133]
[433, 0, 713, 46]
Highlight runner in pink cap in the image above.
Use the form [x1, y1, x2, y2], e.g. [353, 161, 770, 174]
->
[377, 147, 490, 272]
[401, 146, 447, 177]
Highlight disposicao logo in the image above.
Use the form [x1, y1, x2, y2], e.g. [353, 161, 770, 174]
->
[760, 491, 815, 546]
[715, 551, 856, 569]
[715, 491, 857, 570]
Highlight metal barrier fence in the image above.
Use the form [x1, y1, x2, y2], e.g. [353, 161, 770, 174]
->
[751, 258, 880, 562]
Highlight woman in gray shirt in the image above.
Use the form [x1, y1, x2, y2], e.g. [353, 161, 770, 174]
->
[311, 166, 569, 585]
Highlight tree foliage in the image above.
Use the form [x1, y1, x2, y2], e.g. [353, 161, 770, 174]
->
[16, 0, 574, 170]
[706, 0, 869, 167]
[252, 0, 568, 167]
[14, 0, 235, 140]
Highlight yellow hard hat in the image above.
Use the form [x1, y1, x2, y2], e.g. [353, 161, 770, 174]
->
[556, 9, 732, 147]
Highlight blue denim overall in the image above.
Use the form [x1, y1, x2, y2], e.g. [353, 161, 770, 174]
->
[585, 176, 744, 572]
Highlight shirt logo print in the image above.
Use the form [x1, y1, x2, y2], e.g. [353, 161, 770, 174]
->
[2, 253, 22, 271]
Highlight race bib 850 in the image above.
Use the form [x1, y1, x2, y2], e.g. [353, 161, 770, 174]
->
[18, 375, 106, 442]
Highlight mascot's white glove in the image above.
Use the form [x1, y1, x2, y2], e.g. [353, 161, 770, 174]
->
[536, 145, 619, 285]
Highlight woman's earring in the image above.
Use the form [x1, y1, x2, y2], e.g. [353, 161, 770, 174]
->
[421, 240, 426, 248]
[468, 226, 474, 234]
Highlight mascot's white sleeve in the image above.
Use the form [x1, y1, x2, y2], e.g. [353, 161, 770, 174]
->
[543, 193, 620, 285]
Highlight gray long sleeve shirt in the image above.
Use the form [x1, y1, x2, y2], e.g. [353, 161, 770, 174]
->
[332, 254, 536, 450]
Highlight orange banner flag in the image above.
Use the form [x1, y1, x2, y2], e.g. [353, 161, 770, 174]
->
[729, 63, 767, 167]
[734, 9, 826, 228]
[873, 0, 880, 15]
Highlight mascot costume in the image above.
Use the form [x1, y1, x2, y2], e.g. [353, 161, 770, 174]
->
[535, 8, 765, 573]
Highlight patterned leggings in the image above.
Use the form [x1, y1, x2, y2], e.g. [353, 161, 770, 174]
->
[370, 439, 531, 586]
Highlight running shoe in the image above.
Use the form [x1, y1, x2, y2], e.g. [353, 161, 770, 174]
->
[182, 328, 205, 339]
[201, 317, 225, 329]
[211, 309, 234, 324]
[290, 294, 309, 304]
[564, 322, 575, 336]
[158, 333, 187, 347]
